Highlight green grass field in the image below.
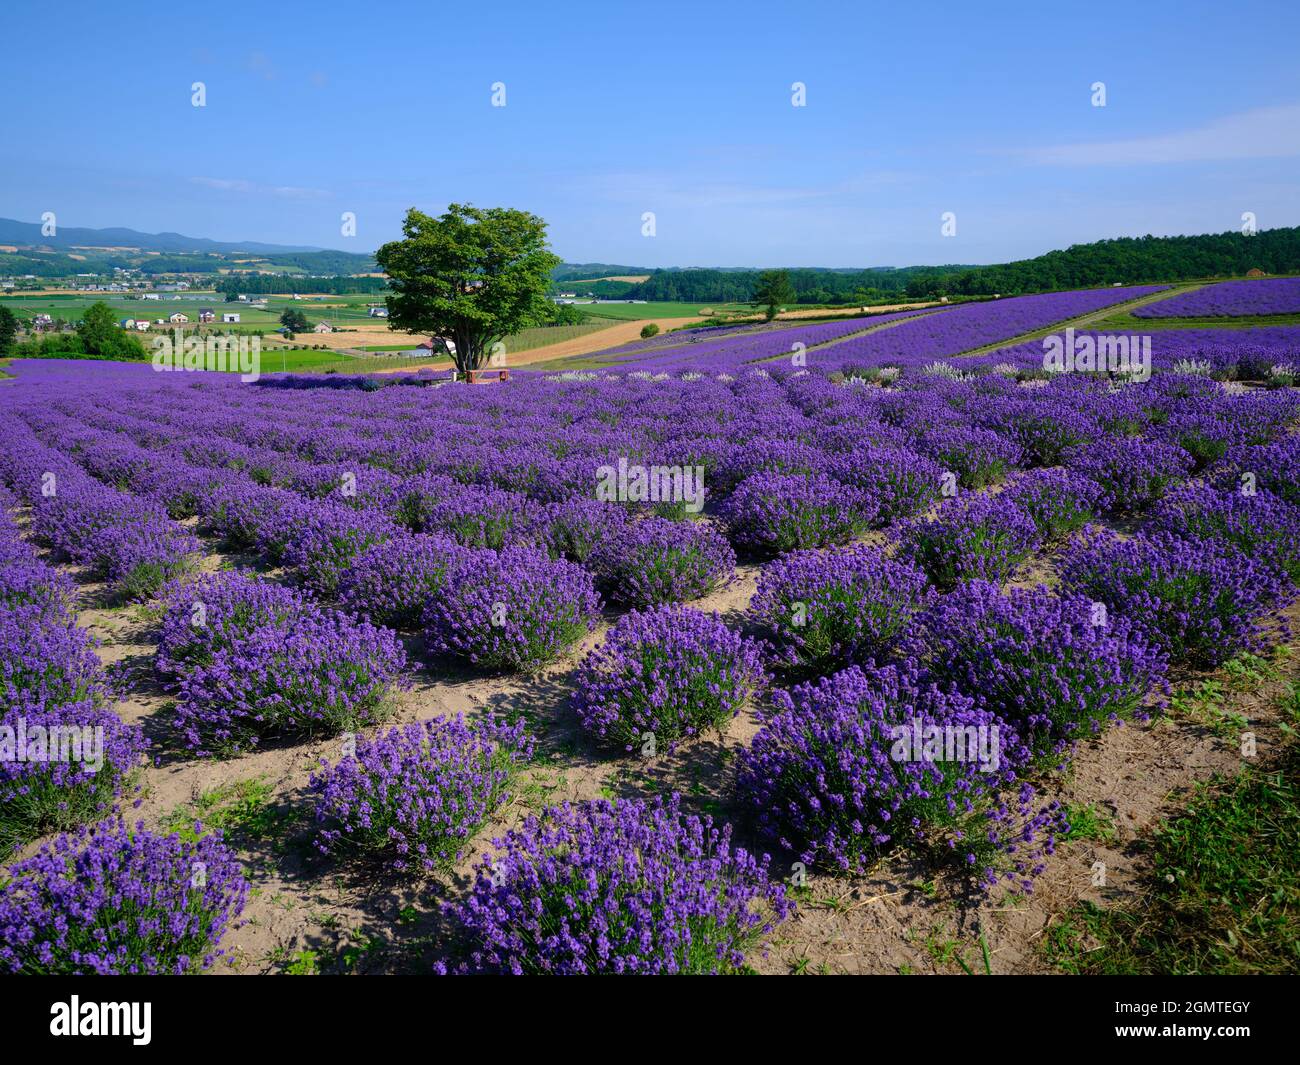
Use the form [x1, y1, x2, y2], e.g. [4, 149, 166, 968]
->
[572, 301, 753, 321]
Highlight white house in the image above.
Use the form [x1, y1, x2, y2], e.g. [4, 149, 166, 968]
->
[198, 308, 216, 323]
[168, 312, 189, 323]
[135, 320, 150, 331]
[119, 318, 137, 329]
[367, 307, 389, 318]
[141, 293, 161, 301]
[221, 312, 241, 323]
[32, 313, 53, 330]
[314, 322, 333, 333]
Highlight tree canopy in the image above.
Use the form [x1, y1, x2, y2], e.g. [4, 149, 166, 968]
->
[376, 204, 560, 374]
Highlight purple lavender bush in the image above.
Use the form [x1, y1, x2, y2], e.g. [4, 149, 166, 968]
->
[155, 571, 315, 682]
[439, 794, 791, 974]
[1214, 437, 1300, 507]
[825, 447, 944, 527]
[736, 661, 1034, 881]
[572, 607, 766, 753]
[281, 502, 401, 598]
[534, 498, 628, 564]
[424, 546, 600, 672]
[310, 714, 534, 873]
[338, 533, 470, 630]
[910, 581, 1166, 760]
[895, 493, 1038, 591]
[0, 817, 248, 974]
[750, 545, 933, 671]
[719, 471, 875, 555]
[1000, 468, 1102, 543]
[415, 484, 541, 550]
[174, 614, 407, 756]
[1059, 528, 1293, 668]
[1, 604, 145, 849]
[916, 425, 1021, 489]
[1065, 438, 1193, 513]
[592, 516, 735, 607]
[1150, 482, 1300, 584]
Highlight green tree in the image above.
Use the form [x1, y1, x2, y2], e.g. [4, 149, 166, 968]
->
[0, 306, 17, 354]
[376, 203, 561, 375]
[640, 323, 660, 339]
[752, 269, 795, 321]
[280, 309, 309, 332]
[70, 301, 144, 360]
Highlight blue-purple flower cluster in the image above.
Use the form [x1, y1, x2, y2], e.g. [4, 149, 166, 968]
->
[572, 606, 766, 752]
[439, 794, 791, 974]
[0, 817, 248, 974]
[311, 714, 534, 872]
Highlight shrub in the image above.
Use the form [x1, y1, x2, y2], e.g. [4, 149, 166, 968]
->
[640, 323, 660, 339]
[1151, 482, 1300, 584]
[917, 425, 1021, 489]
[281, 503, 401, 598]
[1000, 468, 1102, 543]
[439, 795, 790, 974]
[572, 607, 765, 753]
[310, 714, 533, 872]
[592, 517, 734, 607]
[750, 545, 932, 671]
[1065, 438, 1193, 513]
[175, 614, 407, 756]
[156, 571, 315, 682]
[0, 817, 248, 974]
[910, 581, 1166, 759]
[1059, 528, 1293, 668]
[534, 498, 628, 564]
[1, 605, 144, 851]
[414, 484, 540, 550]
[736, 662, 1030, 878]
[825, 447, 945, 527]
[895, 493, 1038, 591]
[338, 533, 470, 629]
[719, 471, 875, 555]
[424, 546, 600, 672]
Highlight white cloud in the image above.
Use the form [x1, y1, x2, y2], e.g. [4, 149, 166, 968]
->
[1021, 103, 1300, 166]
[191, 177, 329, 199]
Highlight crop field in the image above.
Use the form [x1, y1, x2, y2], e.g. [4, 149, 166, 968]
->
[571, 300, 754, 321]
[1, 282, 1299, 978]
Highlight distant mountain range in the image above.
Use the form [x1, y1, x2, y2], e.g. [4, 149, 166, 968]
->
[0, 218, 329, 256]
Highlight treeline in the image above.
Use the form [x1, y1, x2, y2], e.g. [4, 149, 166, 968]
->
[617, 227, 1300, 304]
[215, 275, 390, 296]
[900, 228, 1300, 298]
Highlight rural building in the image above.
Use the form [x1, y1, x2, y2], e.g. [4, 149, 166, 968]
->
[32, 314, 53, 330]
[135, 320, 150, 331]
[141, 293, 161, 300]
[222, 312, 241, 323]
[314, 322, 333, 333]
[367, 307, 389, 318]
[198, 308, 216, 323]
[1247, 268, 1267, 278]
[169, 312, 189, 323]
[119, 318, 137, 329]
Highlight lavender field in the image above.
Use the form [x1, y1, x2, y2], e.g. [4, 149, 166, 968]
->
[2, 290, 1299, 975]
[1134, 277, 1300, 318]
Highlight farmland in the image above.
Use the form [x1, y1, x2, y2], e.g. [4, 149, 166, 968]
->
[2, 280, 1298, 978]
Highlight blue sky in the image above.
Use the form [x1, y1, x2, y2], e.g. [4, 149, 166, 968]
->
[3, 0, 1299, 267]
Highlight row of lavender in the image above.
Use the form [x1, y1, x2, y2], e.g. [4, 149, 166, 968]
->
[0, 478, 249, 974]
[1134, 277, 1300, 318]
[727, 285, 1171, 375]
[1, 356, 1299, 972]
